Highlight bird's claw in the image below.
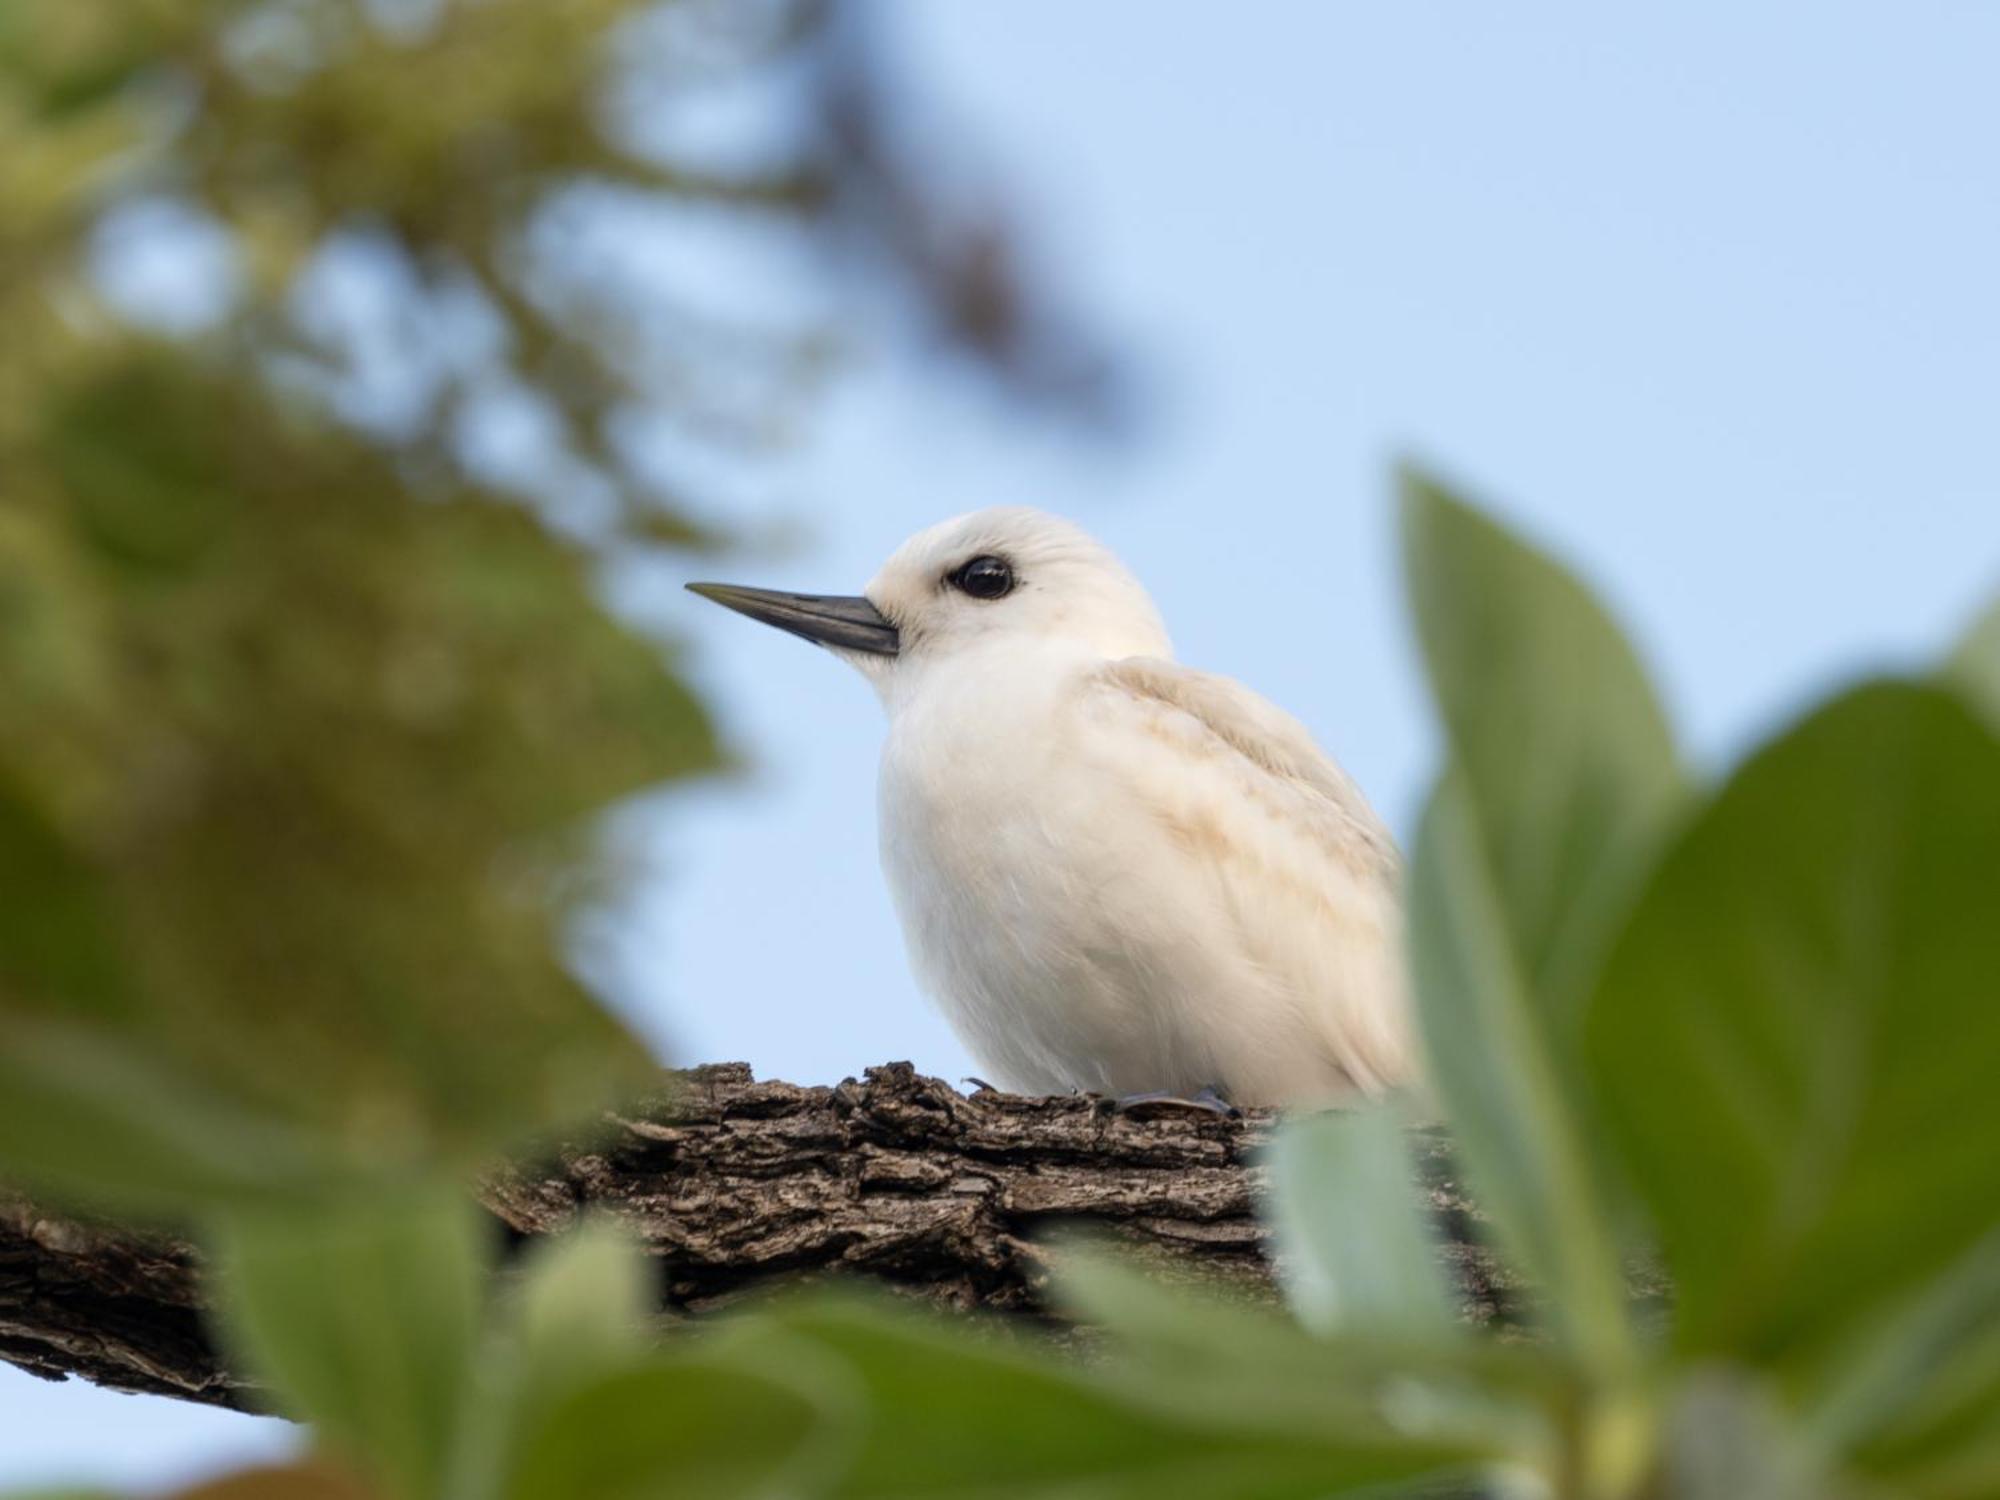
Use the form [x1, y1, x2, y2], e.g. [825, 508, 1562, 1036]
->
[1109, 1085, 1241, 1120]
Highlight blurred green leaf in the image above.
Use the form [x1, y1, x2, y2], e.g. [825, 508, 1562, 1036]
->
[1265, 1105, 1456, 1340]
[1399, 467, 1684, 1030]
[0, 1019, 350, 1211]
[1945, 591, 2000, 728]
[728, 1295, 1494, 1500]
[0, 771, 130, 1015]
[1399, 470, 1681, 1374]
[506, 1216, 655, 1407]
[1055, 1239, 1565, 1394]
[1, 776, 312, 1206]
[1052, 1243, 1563, 1465]
[1878, 1432, 2000, 1500]
[453, 1217, 660, 1500]
[1812, 1233, 2000, 1495]
[502, 1355, 842, 1500]
[1655, 1370, 1826, 1500]
[213, 1189, 489, 1500]
[167, 1463, 377, 1500]
[1586, 681, 2000, 1376]
[1407, 774, 1636, 1371]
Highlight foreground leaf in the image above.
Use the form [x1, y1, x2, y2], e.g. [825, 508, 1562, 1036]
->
[1400, 471, 1680, 1372]
[505, 1217, 655, 1412]
[0, 772, 131, 1018]
[1586, 681, 2000, 1375]
[1655, 1370, 1826, 1500]
[1407, 775, 1636, 1371]
[739, 1294, 1496, 1499]
[168, 1464, 376, 1500]
[1816, 1233, 2000, 1497]
[1265, 1105, 1456, 1339]
[1053, 1243, 1563, 1461]
[456, 1218, 659, 1500]
[503, 1356, 842, 1500]
[1945, 591, 2000, 729]
[1399, 468, 1684, 1036]
[213, 1190, 489, 1500]
[0, 1019, 351, 1212]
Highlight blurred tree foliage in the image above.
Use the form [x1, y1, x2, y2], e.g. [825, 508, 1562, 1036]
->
[0, 0, 1117, 1203]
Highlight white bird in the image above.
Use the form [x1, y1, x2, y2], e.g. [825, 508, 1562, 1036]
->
[690, 508, 1412, 1107]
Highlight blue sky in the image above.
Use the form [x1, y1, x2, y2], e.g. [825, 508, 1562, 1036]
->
[5, 1, 1997, 1488]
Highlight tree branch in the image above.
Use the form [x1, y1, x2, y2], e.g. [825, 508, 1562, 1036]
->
[0, 1063, 1515, 1410]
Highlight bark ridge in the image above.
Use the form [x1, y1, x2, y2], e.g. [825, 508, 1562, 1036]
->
[1, 1063, 1511, 1409]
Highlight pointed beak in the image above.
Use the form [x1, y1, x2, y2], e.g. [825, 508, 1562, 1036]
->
[686, 582, 901, 657]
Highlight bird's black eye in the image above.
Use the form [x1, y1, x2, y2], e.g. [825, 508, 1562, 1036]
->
[947, 554, 1015, 600]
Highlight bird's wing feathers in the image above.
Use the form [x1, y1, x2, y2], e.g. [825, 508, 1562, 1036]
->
[1086, 656, 1400, 879]
[1075, 656, 1410, 1097]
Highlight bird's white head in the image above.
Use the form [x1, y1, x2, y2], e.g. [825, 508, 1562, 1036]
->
[689, 508, 1171, 709]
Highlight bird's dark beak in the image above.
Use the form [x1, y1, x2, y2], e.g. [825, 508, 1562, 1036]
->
[686, 582, 900, 657]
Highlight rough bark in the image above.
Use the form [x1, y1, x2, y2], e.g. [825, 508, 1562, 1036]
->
[0, 1062, 1513, 1411]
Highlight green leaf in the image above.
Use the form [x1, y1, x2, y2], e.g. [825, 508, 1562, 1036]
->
[1399, 467, 1684, 1026]
[1052, 1243, 1564, 1462]
[0, 775, 347, 1212]
[1945, 591, 2000, 729]
[747, 1295, 1494, 1500]
[0, 1020, 351, 1212]
[455, 1218, 660, 1500]
[1399, 470, 1682, 1372]
[1816, 1233, 2000, 1493]
[166, 1463, 377, 1500]
[0, 772, 131, 1017]
[1052, 1240, 1343, 1404]
[1655, 1371, 1827, 1500]
[502, 1355, 843, 1500]
[507, 1217, 654, 1405]
[1877, 1431, 2000, 1500]
[213, 1188, 489, 1500]
[1585, 681, 2000, 1375]
[1265, 1105, 1456, 1339]
[1407, 775, 1636, 1370]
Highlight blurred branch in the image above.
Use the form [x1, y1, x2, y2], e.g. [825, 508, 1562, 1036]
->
[812, 3, 1135, 430]
[0, 1063, 1514, 1411]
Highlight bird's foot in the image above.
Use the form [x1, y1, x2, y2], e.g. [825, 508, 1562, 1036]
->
[960, 1076, 1001, 1094]
[1109, 1084, 1241, 1120]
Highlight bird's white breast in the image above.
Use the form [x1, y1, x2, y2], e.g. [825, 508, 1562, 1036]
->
[875, 646, 1411, 1105]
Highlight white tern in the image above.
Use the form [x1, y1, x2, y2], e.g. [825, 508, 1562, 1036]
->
[690, 508, 1413, 1106]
